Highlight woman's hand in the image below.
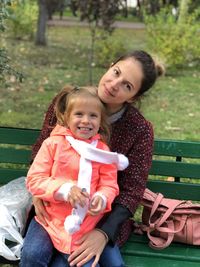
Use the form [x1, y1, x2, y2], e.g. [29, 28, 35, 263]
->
[32, 196, 50, 225]
[68, 229, 108, 267]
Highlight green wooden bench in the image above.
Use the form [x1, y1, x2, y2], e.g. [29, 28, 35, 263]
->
[0, 126, 200, 266]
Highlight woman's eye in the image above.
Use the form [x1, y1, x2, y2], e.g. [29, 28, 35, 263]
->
[75, 112, 82, 116]
[113, 68, 119, 75]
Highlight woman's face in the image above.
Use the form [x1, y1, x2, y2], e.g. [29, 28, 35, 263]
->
[98, 57, 143, 113]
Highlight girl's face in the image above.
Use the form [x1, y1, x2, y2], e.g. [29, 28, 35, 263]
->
[66, 97, 101, 140]
[98, 57, 143, 113]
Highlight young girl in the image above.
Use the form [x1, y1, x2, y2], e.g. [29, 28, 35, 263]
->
[24, 86, 128, 267]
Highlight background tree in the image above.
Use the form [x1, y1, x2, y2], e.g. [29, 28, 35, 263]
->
[178, 0, 190, 24]
[35, 0, 48, 46]
[35, 0, 68, 46]
[72, 0, 124, 84]
[46, 0, 67, 20]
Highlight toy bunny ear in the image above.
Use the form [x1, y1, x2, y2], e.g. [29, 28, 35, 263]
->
[117, 154, 129, 170]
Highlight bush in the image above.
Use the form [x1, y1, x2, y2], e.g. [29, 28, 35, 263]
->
[144, 7, 200, 70]
[95, 33, 127, 67]
[7, 0, 38, 40]
[0, 0, 23, 83]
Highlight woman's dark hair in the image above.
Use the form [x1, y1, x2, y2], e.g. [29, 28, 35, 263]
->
[112, 50, 164, 97]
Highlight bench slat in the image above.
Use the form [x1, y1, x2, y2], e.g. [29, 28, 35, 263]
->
[122, 234, 200, 266]
[123, 256, 200, 267]
[0, 127, 40, 145]
[154, 139, 200, 158]
[147, 180, 200, 200]
[0, 169, 28, 184]
[150, 160, 200, 179]
[0, 147, 32, 164]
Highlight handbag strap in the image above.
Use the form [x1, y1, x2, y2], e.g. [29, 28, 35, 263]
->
[147, 204, 188, 249]
[149, 193, 186, 228]
[147, 220, 175, 250]
[145, 191, 188, 249]
[155, 215, 187, 234]
[149, 193, 163, 218]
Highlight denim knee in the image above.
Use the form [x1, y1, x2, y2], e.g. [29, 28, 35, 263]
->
[20, 218, 53, 267]
[99, 244, 125, 267]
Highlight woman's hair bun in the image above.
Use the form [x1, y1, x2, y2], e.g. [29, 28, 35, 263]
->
[154, 60, 165, 77]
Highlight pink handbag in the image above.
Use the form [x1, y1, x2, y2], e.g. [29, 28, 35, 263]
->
[141, 188, 200, 249]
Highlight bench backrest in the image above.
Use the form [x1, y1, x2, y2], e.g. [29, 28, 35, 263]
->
[148, 139, 200, 201]
[0, 127, 40, 184]
[0, 127, 200, 201]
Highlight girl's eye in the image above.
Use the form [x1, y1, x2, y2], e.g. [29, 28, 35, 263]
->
[125, 84, 132, 91]
[91, 113, 98, 118]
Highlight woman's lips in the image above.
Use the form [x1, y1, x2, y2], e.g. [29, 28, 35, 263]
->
[104, 87, 114, 97]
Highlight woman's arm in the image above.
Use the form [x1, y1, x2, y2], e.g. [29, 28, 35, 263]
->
[31, 97, 57, 162]
[68, 119, 154, 266]
[32, 196, 51, 225]
[68, 204, 130, 267]
[96, 203, 131, 243]
[68, 229, 108, 267]
[97, 119, 154, 244]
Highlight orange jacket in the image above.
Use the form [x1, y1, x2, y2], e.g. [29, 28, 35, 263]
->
[26, 125, 119, 253]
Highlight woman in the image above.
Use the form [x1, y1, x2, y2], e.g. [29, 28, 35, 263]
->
[22, 50, 164, 267]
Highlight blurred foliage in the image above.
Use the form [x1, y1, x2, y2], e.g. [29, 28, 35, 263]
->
[7, 0, 38, 40]
[95, 31, 127, 67]
[71, 0, 126, 84]
[0, 0, 23, 83]
[0, 0, 11, 31]
[144, 7, 200, 70]
[71, 0, 123, 31]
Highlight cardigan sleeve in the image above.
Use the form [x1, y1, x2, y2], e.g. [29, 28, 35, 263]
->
[114, 120, 154, 214]
[96, 203, 131, 244]
[97, 117, 154, 245]
[31, 97, 57, 162]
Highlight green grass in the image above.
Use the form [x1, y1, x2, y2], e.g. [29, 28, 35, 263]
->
[0, 25, 199, 142]
[0, 23, 199, 267]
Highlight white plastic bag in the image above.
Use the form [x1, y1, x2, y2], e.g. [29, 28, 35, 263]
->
[0, 177, 32, 260]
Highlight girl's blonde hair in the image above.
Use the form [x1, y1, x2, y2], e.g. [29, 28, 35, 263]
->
[55, 85, 110, 143]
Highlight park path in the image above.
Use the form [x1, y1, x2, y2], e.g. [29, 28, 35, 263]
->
[47, 16, 145, 29]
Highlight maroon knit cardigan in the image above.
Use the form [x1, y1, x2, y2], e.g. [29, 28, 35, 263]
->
[31, 96, 154, 246]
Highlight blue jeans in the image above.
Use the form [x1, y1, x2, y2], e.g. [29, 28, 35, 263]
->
[20, 218, 124, 267]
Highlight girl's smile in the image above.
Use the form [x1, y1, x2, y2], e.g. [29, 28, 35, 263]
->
[66, 98, 102, 140]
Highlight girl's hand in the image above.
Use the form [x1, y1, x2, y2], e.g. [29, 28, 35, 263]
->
[68, 229, 108, 267]
[32, 196, 50, 225]
[68, 186, 89, 208]
[88, 196, 104, 216]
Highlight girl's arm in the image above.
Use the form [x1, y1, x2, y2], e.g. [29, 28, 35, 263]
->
[27, 139, 68, 202]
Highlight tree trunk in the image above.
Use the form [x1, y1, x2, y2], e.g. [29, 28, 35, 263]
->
[35, 0, 48, 46]
[178, 0, 190, 24]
